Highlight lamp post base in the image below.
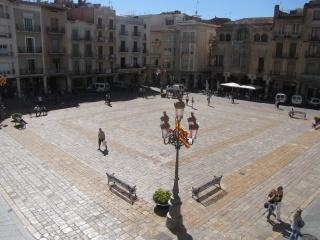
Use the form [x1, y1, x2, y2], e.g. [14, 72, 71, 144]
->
[166, 197, 183, 232]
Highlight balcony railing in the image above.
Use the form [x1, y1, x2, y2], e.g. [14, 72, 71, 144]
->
[119, 30, 128, 36]
[309, 34, 320, 41]
[305, 51, 320, 58]
[47, 48, 65, 54]
[108, 24, 115, 30]
[132, 48, 141, 52]
[0, 52, 13, 56]
[20, 68, 43, 75]
[118, 64, 142, 69]
[132, 31, 141, 37]
[71, 52, 82, 58]
[119, 47, 129, 52]
[0, 12, 9, 19]
[71, 35, 91, 41]
[46, 27, 65, 34]
[0, 69, 15, 75]
[97, 37, 105, 42]
[84, 52, 94, 58]
[47, 68, 66, 75]
[98, 54, 105, 59]
[18, 47, 42, 54]
[0, 32, 11, 38]
[97, 24, 105, 29]
[16, 24, 41, 32]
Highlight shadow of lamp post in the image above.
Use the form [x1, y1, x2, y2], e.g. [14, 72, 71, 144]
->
[160, 99, 199, 232]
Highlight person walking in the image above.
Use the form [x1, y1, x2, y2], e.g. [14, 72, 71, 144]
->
[98, 128, 105, 151]
[186, 94, 189, 106]
[191, 97, 194, 109]
[289, 209, 304, 240]
[266, 189, 277, 220]
[207, 94, 211, 106]
[276, 186, 284, 221]
[37, 95, 43, 106]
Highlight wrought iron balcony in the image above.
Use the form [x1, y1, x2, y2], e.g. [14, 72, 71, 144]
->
[132, 48, 141, 53]
[97, 24, 105, 29]
[0, 32, 11, 38]
[46, 27, 65, 34]
[0, 69, 15, 75]
[119, 30, 128, 36]
[305, 51, 320, 58]
[108, 24, 115, 30]
[16, 24, 41, 32]
[20, 68, 43, 75]
[47, 48, 65, 54]
[119, 47, 129, 52]
[18, 47, 42, 54]
[97, 37, 106, 42]
[132, 31, 141, 37]
[309, 34, 320, 41]
[0, 12, 9, 19]
[0, 51, 13, 56]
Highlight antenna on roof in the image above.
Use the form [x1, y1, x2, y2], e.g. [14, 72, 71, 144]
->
[108, 0, 113, 9]
[195, 0, 199, 15]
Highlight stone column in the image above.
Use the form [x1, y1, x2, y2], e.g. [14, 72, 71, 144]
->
[264, 79, 270, 99]
[295, 81, 300, 94]
[16, 77, 22, 98]
[193, 74, 198, 89]
[67, 76, 72, 93]
[43, 76, 48, 94]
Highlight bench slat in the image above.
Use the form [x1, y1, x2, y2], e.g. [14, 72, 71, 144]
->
[192, 176, 222, 200]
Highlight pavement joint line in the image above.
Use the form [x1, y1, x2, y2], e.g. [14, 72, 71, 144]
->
[266, 187, 320, 240]
[0, 184, 33, 237]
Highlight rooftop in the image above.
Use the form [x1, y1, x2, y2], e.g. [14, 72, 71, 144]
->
[226, 17, 274, 25]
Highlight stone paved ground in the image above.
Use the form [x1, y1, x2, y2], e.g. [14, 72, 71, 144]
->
[0, 93, 320, 240]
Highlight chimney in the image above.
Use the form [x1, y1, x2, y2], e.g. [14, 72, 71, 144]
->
[274, 5, 280, 17]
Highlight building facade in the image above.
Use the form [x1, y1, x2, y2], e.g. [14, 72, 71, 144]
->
[114, 16, 146, 87]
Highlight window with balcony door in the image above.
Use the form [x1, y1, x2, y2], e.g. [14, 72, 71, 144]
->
[237, 29, 249, 41]
[27, 59, 35, 72]
[109, 46, 113, 56]
[72, 29, 78, 39]
[50, 18, 58, 31]
[109, 31, 113, 42]
[133, 41, 138, 52]
[120, 41, 126, 51]
[287, 62, 295, 76]
[258, 57, 264, 72]
[311, 27, 320, 40]
[85, 44, 92, 57]
[52, 39, 59, 52]
[109, 19, 114, 29]
[309, 44, 320, 57]
[85, 61, 92, 73]
[292, 24, 300, 34]
[273, 61, 281, 75]
[98, 31, 103, 38]
[289, 43, 297, 58]
[24, 18, 33, 31]
[276, 42, 283, 57]
[133, 57, 138, 67]
[26, 37, 34, 53]
[98, 17, 103, 26]
[85, 30, 91, 40]
[98, 46, 103, 58]
[0, 44, 8, 56]
[73, 61, 80, 73]
[121, 57, 126, 68]
[133, 26, 138, 36]
[313, 10, 320, 20]
[52, 58, 60, 73]
[214, 55, 223, 66]
[120, 25, 126, 34]
[72, 44, 79, 56]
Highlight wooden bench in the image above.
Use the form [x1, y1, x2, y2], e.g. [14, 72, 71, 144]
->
[14, 117, 27, 128]
[288, 109, 307, 120]
[192, 175, 222, 201]
[106, 172, 137, 204]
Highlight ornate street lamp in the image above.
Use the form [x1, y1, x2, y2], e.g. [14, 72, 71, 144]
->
[160, 99, 199, 232]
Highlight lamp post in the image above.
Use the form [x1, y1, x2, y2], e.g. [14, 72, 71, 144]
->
[160, 99, 199, 231]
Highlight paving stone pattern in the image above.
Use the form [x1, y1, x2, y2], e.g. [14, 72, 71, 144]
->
[0, 94, 320, 239]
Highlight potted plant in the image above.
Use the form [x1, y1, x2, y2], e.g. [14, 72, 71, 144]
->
[11, 113, 22, 121]
[153, 188, 171, 207]
[313, 116, 320, 129]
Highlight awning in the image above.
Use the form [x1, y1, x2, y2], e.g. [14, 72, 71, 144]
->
[220, 83, 262, 90]
[220, 82, 241, 88]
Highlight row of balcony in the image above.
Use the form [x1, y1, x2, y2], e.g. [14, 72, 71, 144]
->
[15, 68, 114, 76]
[18, 47, 42, 54]
[96, 37, 114, 43]
[119, 31, 142, 37]
[273, 32, 301, 39]
[0, 69, 15, 75]
[0, 12, 10, 19]
[0, 52, 14, 56]
[96, 24, 115, 30]
[119, 47, 145, 53]
[16, 24, 41, 33]
[273, 53, 298, 59]
[0, 33, 11, 38]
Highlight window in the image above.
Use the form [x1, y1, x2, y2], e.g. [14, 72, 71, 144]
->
[98, 46, 103, 58]
[85, 30, 91, 40]
[52, 39, 59, 52]
[226, 34, 231, 41]
[214, 55, 223, 66]
[121, 57, 126, 68]
[219, 34, 225, 41]
[133, 57, 138, 67]
[85, 44, 92, 57]
[190, 32, 195, 42]
[261, 34, 268, 42]
[73, 61, 80, 72]
[309, 44, 320, 57]
[273, 61, 281, 75]
[120, 24, 126, 34]
[254, 34, 260, 42]
[237, 29, 249, 41]
[72, 44, 79, 56]
[98, 31, 103, 38]
[133, 41, 138, 51]
[311, 27, 320, 40]
[313, 10, 320, 20]
[53, 58, 60, 72]
[109, 46, 113, 56]
[98, 62, 103, 72]
[85, 61, 92, 73]
[97, 17, 103, 26]
[133, 26, 138, 36]
[165, 19, 174, 25]
[72, 29, 78, 39]
[109, 19, 114, 29]
[0, 44, 8, 55]
[287, 62, 296, 76]
[275, 42, 283, 57]
[109, 31, 113, 42]
[27, 59, 35, 72]
[278, 24, 286, 34]
[26, 37, 34, 52]
[50, 18, 58, 30]
[24, 18, 33, 31]
[289, 43, 297, 58]
[154, 59, 159, 66]
[292, 24, 300, 34]
[120, 41, 126, 51]
[258, 57, 264, 72]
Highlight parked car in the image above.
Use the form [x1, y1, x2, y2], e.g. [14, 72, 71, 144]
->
[275, 93, 287, 103]
[88, 83, 110, 92]
[308, 97, 320, 107]
[291, 95, 303, 105]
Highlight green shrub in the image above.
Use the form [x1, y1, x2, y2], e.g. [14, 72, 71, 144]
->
[153, 188, 171, 204]
[11, 113, 22, 120]
[315, 116, 320, 122]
